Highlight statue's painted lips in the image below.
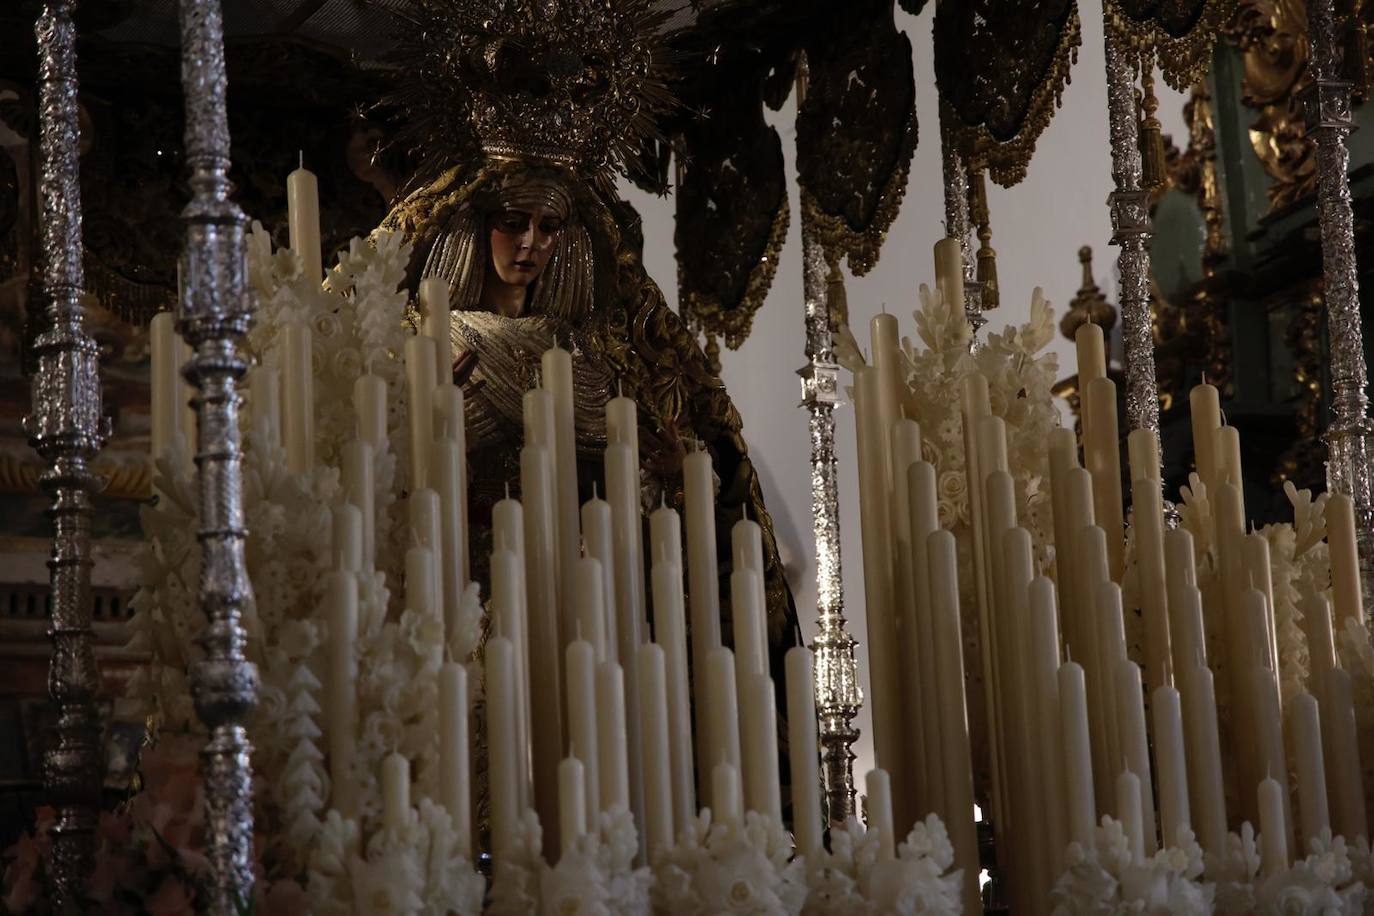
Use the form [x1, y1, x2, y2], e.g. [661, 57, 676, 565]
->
[514, 260, 537, 271]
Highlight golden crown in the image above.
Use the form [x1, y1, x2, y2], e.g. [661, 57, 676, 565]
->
[391, 0, 678, 189]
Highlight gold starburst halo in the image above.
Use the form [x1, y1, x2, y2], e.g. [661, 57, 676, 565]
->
[381, 0, 684, 195]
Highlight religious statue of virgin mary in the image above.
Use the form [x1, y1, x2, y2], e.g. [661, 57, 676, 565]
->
[378, 0, 801, 655]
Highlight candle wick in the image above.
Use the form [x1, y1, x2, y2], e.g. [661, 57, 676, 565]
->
[617, 379, 624, 399]
[299, 150, 304, 170]
[505, 481, 512, 501]
[591, 481, 599, 501]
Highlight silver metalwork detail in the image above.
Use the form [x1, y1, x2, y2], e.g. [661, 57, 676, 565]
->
[25, 0, 108, 904]
[1304, 0, 1374, 606]
[798, 198, 861, 825]
[940, 108, 985, 346]
[176, 0, 260, 910]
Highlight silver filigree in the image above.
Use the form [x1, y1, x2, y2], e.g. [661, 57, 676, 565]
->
[25, 0, 108, 905]
[939, 107, 985, 347]
[176, 0, 261, 910]
[797, 149, 861, 823]
[1305, 0, 1374, 608]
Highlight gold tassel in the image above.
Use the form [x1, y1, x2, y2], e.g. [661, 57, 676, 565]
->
[1139, 67, 1167, 192]
[969, 170, 999, 310]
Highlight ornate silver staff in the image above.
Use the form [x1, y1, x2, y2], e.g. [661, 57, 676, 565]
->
[176, 0, 260, 909]
[1305, 0, 1374, 599]
[26, 0, 108, 904]
[939, 107, 985, 343]
[796, 56, 862, 825]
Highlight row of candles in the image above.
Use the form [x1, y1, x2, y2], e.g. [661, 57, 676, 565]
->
[849, 240, 1371, 914]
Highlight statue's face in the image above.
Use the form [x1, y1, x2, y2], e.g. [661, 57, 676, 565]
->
[488, 205, 563, 288]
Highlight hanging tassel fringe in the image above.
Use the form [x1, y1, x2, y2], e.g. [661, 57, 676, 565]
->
[969, 169, 1000, 310]
[1139, 67, 1168, 192]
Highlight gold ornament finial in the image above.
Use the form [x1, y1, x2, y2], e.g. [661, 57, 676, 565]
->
[969, 169, 999, 310]
[1139, 66, 1168, 192]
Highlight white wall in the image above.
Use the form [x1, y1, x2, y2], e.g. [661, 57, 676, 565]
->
[619, 0, 1187, 779]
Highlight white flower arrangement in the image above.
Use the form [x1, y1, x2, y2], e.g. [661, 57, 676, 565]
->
[1212, 825, 1367, 915]
[125, 227, 486, 910]
[802, 813, 963, 915]
[1050, 817, 1214, 915]
[653, 810, 806, 915]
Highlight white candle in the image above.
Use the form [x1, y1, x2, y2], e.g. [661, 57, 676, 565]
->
[565, 639, 600, 831]
[430, 438, 467, 641]
[248, 363, 280, 451]
[605, 438, 645, 830]
[404, 545, 436, 618]
[543, 343, 580, 621]
[740, 671, 781, 824]
[282, 321, 315, 474]
[439, 662, 471, 857]
[712, 761, 742, 825]
[730, 568, 766, 680]
[575, 557, 608, 661]
[1059, 661, 1097, 847]
[487, 637, 520, 859]
[1127, 428, 1161, 483]
[176, 334, 196, 468]
[1082, 376, 1124, 580]
[382, 752, 410, 832]
[1307, 595, 1337, 678]
[1028, 578, 1067, 872]
[1252, 664, 1292, 845]
[907, 460, 943, 826]
[491, 547, 530, 806]
[581, 494, 618, 663]
[1180, 665, 1228, 861]
[785, 648, 823, 857]
[651, 501, 683, 569]
[1117, 770, 1144, 863]
[606, 391, 637, 446]
[331, 503, 362, 573]
[1290, 691, 1330, 845]
[1048, 435, 1085, 663]
[521, 441, 562, 842]
[1114, 660, 1158, 854]
[1189, 382, 1221, 496]
[408, 488, 443, 609]
[353, 373, 387, 451]
[928, 531, 981, 913]
[1075, 321, 1106, 385]
[889, 415, 924, 820]
[558, 757, 587, 860]
[1318, 668, 1368, 842]
[683, 445, 721, 775]
[1328, 494, 1364, 626]
[326, 570, 358, 816]
[866, 768, 896, 860]
[1215, 425, 1243, 490]
[1242, 533, 1278, 673]
[341, 440, 375, 570]
[706, 646, 742, 782]
[595, 661, 630, 812]
[287, 160, 322, 285]
[405, 336, 436, 488]
[637, 643, 675, 857]
[150, 312, 181, 465]
[651, 559, 695, 827]
[934, 238, 965, 314]
[1259, 775, 1290, 875]
[1151, 686, 1190, 847]
[419, 277, 452, 387]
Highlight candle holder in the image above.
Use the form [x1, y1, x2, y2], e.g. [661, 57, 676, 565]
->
[1304, 0, 1374, 610]
[798, 201, 861, 824]
[175, 0, 261, 909]
[25, 0, 109, 905]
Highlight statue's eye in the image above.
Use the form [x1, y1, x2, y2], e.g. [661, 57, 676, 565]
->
[537, 217, 564, 235]
[495, 210, 531, 234]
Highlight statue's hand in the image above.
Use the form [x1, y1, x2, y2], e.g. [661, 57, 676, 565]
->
[452, 350, 485, 397]
[639, 420, 687, 483]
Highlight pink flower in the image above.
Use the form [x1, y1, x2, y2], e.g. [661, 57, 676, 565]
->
[146, 875, 196, 916]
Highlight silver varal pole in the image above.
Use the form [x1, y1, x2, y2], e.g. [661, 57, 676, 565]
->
[26, 0, 108, 904]
[939, 108, 984, 342]
[1305, 0, 1374, 603]
[176, 0, 260, 910]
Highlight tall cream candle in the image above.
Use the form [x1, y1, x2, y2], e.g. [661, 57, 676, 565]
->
[287, 159, 322, 285]
[785, 648, 823, 857]
[404, 336, 436, 488]
[1307, 595, 1338, 678]
[341, 440, 375, 570]
[706, 646, 742, 778]
[605, 438, 645, 833]
[419, 277, 451, 387]
[430, 438, 467, 639]
[433, 383, 468, 584]
[521, 441, 563, 845]
[565, 639, 600, 831]
[1075, 321, 1106, 385]
[1252, 664, 1293, 848]
[683, 444, 720, 779]
[652, 502, 684, 569]
[1328, 494, 1364, 626]
[1151, 686, 1190, 847]
[740, 671, 781, 824]
[247, 363, 280, 451]
[331, 503, 362, 573]
[1290, 691, 1330, 845]
[1318, 668, 1368, 841]
[1028, 578, 1067, 872]
[889, 417, 926, 824]
[637, 643, 675, 857]
[730, 568, 766, 679]
[595, 660, 630, 812]
[730, 513, 768, 642]
[326, 570, 358, 816]
[1180, 665, 1227, 861]
[1215, 425, 1243, 490]
[1082, 376, 1124, 581]
[1189, 382, 1221, 496]
[651, 559, 696, 827]
[866, 769, 896, 861]
[404, 545, 436, 618]
[382, 752, 410, 832]
[712, 762, 742, 825]
[927, 531, 981, 912]
[1059, 661, 1098, 847]
[1259, 776, 1290, 874]
[581, 493, 618, 662]
[575, 557, 608, 661]
[542, 343, 579, 616]
[1117, 770, 1144, 863]
[491, 548, 530, 808]
[408, 488, 444, 608]
[907, 460, 943, 825]
[439, 661, 471, 857]
[558, 757, 587, 860]
[353, 373, 387, 452]
[487, 637, 520, 859]
[1048, 434, 1085, 656]
[1126, 427, 1161, 483]
[282, 321, 315, 474]
[1115, 660, 1158, 854]
[1131, 477, 1173, 688]
[934, 238, 965, 314]
[1242, 533, 1278, 672]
